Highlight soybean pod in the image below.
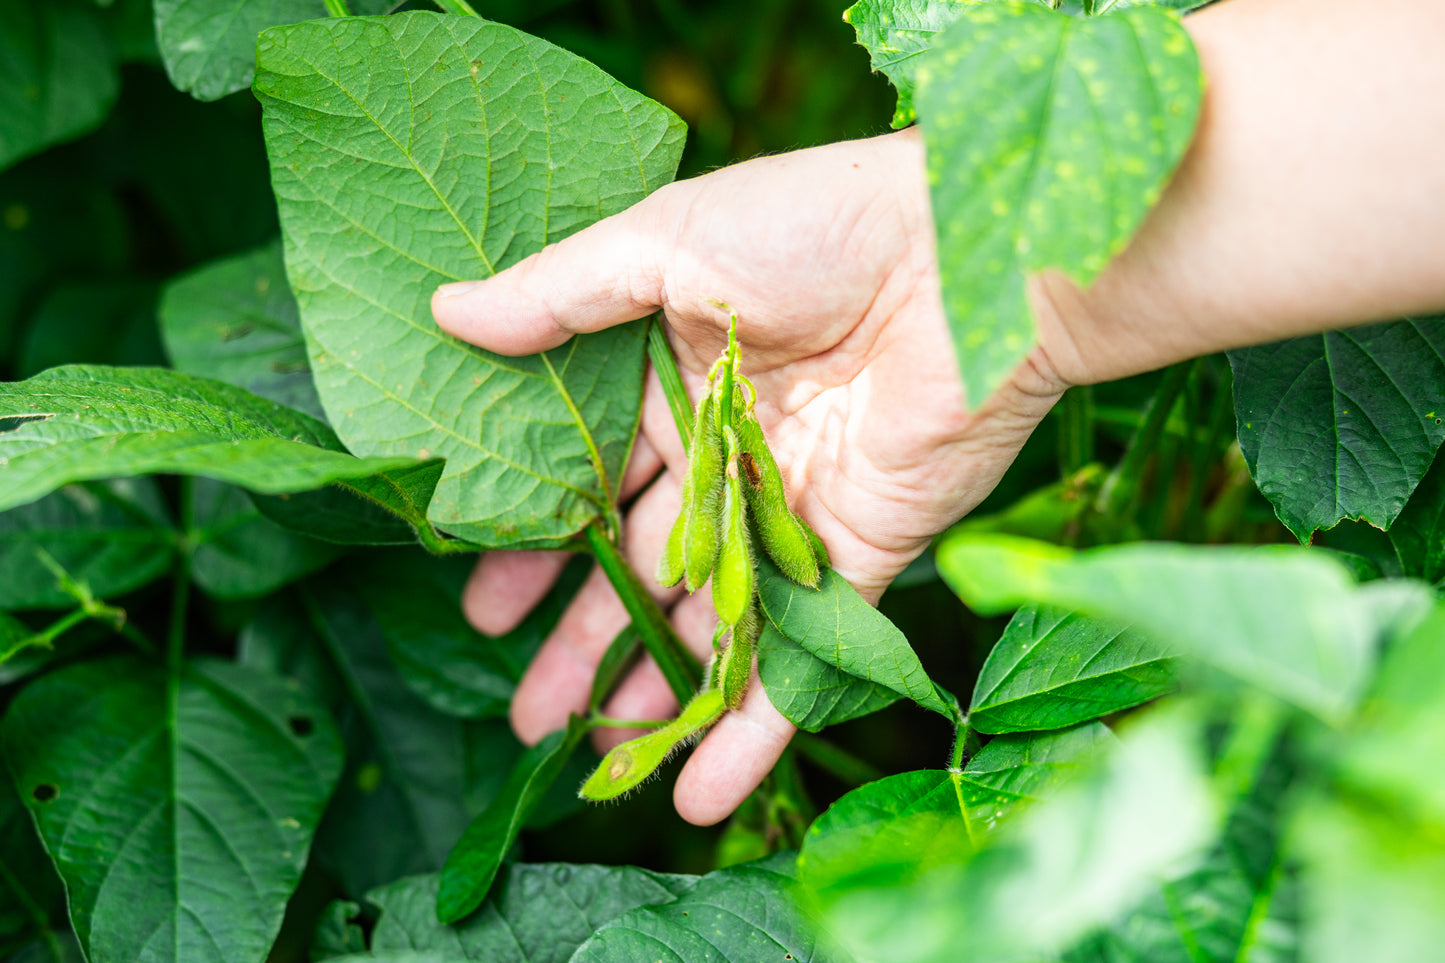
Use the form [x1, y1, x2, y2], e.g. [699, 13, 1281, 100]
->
[579, 688, 726, 801]
[682, 388, 725, 591]
[712, 425, 754, 627]
[733, 397, 820, 588]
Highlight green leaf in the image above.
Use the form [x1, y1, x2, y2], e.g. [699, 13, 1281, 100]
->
[16, 281, 164, 379]
[844, 0, 968, 128]
[152, 0, 389, 102]
[0, 0, 119, 170]
[0, 655, 344, 963]
[1332, 602, 1445, 827]
[571, 853, 842, 963]
[186, 478, 339, 600]
[958, 721, 1113, 826]
[1388, 447, 1445, 586]
[255, 13, 686, 548]
[238, 587, 522, 895]
[758, 562, 954, 719]
[757, 622, 899, 732]
[0, 365, 423, 513]
[345, 552, 579, 719]
[1294, 796, 1445, 963]
[1229, 318, 1445, 542]
[916, 3, 1201, 406]
[970, 604, 1177, 734]
[312, 900, 367, 960]
[0, 479, 175, 610]
[937, 533, 1434, 721]
[800, 726, 1110, 899]
[0, 782, 65, 949]
[159, 240, 324, 421]
[820, 709, 1216, 963]
[363, 866, 695, 962]
[437, 716, 590, 924]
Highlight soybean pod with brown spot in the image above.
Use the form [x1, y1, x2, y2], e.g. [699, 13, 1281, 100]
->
[732, 397, 820, 588]
[682, 387, 725, 592]
[711, 425, 754, 628]
[579, 688, 726, 801]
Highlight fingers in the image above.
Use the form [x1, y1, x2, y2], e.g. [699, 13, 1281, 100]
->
[508, 470, 684, 744]
[462, 550, 572, 636]
[432, 189, 674, 355]
[674, 680, 795, 827]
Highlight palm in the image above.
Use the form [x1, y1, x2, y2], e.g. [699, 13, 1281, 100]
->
[432, 128, 1065, 825]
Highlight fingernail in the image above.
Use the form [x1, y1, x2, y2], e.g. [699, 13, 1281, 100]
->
[435, 279, 485, 298]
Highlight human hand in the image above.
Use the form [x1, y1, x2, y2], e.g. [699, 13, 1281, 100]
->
[431, 127, 1069, 825]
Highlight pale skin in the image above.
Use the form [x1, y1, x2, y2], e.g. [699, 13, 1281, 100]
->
[431, 0, 1445, 826]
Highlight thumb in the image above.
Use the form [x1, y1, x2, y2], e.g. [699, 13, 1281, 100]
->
[431, 186, 674, 356]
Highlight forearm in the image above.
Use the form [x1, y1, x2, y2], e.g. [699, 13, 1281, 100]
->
[1034, 0, 1445, 386]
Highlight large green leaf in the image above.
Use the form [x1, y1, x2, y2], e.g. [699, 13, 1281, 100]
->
[160, 240, 324, 421]
[957, 721, 1113, 826]
[238, 587, 521, 896]
[437, 717, 590, 924]
[363, 866, 695, 962]
[756, 622, 899, 732]
[0, 365, 422, 513]
[248, 461, 444, 547]
[572, 853, 846, 963]
[153, 0, 389, 102]
[0, 656, 344, 963]
[0, 479, 175, 610]
[758, 562, 954, 719]
[937, 533, 1434, 721]
[970, 604, 1177, 734]
[915, 3, 1201, 406]
[185, 478, 339, 600]
[1230, 318, 1445, 541]
[255, 13, 685, 548]
[0, 0, 119, 170]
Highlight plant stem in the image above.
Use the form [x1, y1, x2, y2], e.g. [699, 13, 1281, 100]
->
[950, 719, 982, 770]
[792, 732, 884, 786]
[1096, 363, 1191, 525]
[168, 556, 190, 677]
[648, 317, 694, 455]
[413, 521, 487, 555]
[590, 715, 670, 729]
[1056, 385, 1095, 476]
[322, 0, 353, 15]
[584, 521, 701, 702]
[434, 0, 480, 15]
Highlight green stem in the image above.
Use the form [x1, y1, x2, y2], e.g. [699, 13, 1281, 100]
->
[434, 0, 480, 14]
[648, 317, 694, 455]
[793, 732, 885, 786]
[1183, 363, 1237, 541]
[1096, 363, 1191, 524]
[950, 720, 982, 770]
[168, 556, 190, 677]
[718, 308, 740, 436]
[27, 609, 88, 649]
[322, 0, 353, 15]
[584, 521, 701, 702]
[590, 715, 670, 729]
[414, 521, 487, 556]
[1056, 385, 1095, 476]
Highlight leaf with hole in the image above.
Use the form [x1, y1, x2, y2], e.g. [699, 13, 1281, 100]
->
[0, 656, 343, 963]
[255, 12, 685, 548]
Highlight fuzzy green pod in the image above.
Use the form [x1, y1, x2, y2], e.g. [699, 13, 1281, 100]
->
[733, 402, 820, 588]
[798, 511, 831, 568]
[655, 473, 689, 588]
[712, 426, 754, 627]
[579, 688, 726, 801]
[683, 388, 725, 592]
[718, 603, 761, 710]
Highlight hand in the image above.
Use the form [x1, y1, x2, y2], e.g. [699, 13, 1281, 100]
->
[431, 127, 1068, 825]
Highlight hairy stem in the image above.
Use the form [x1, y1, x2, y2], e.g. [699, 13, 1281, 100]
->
[950, 720, 982, 770]
[584, 521, 701, 702]
[648, 317, 694, 455]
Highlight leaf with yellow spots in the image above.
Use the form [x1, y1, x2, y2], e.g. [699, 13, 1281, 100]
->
[914, 2, 1202, 407]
